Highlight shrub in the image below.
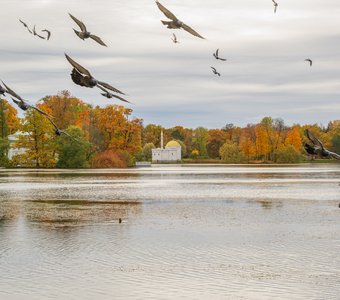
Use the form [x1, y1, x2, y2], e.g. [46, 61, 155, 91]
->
[219, 140, 247, 163]
[273, 145, 302, 163]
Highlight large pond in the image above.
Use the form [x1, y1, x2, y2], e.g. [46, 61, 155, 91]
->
[0, 164, 339, 299]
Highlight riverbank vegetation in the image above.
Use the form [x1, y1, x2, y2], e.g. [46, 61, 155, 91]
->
[0, 91, 339, 167]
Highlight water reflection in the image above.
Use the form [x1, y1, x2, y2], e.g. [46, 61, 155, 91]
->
[0, 165, 339, 299]
[25, 200, 142, 227]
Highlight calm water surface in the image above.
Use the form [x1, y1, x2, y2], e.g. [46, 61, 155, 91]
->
[0, 164, 339, 299]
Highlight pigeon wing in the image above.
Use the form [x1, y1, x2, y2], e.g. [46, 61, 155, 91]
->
[181, 23, 205, 39]
[71, 68, 83, 85]
[328, 151, 340, 160]
[97, 81, 125, 95]
[156, 1, 178, 21]
[42, 29, 51, 40]
[89, 34, 107, 47]
[65, 54, 92, 77]
[69, 13, 87, 32]
[30, 105, 54, 118]
[306, 129, 324, 149]
[2, 82, 24, 101]
[98, 86, 131, 104]
[112, 94, 132, 104]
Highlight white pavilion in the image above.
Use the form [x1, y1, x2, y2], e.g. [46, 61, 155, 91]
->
[152, 130, 181, 163]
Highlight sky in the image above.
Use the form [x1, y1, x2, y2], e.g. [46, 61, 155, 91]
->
[1, 0, 340, 129]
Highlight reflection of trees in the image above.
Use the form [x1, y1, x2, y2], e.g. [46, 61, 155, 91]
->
[257, 200, 283, 210]
[258, 200, 273, 209]
[0, 199, 20, 224]
[24, 200, 142, 226]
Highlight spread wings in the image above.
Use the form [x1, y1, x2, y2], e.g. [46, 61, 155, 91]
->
[156, 1, 178, 21]
[69, 13, 87, 32]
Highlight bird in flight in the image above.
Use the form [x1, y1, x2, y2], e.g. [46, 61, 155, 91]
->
[69, 13, 107, 47]
[1, 81, 53, 118]
[33, 25, 45, 39]
[171, 33, 179, 44]
[305, 129, 340, 160]
[45, 115, 78, 141]
[304, 59, 313, 67]
[65, 54, 125, 95]
[211, 67, 221, 77]
[19, 19, 32, 34]
[272, 0, 278, 13]
[42, 29, 51, 40]
[155, 1, 205, 39]
[98, 86, 132, 104]
[213, 49, 227, 61]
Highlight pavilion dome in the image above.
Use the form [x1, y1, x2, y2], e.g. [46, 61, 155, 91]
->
[165, 140, 181, 148]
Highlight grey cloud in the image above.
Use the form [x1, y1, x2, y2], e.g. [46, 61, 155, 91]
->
[0, 0, 339, 128]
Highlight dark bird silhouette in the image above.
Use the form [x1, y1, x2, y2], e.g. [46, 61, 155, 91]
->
[305, 59, 312, 67]
[211, 67, 220, 77]
[98, 86, 132, 104]
[0, 83, 6, 96]
[305, 129, 340, 160]
[65, 53, 125, 95]
[213, 49, 227, 61]
[272, 0, 278, 13]
[19, 19, 32, 34]
[171, 33, 179, 43]
[69, 13, 107, 47]
[33, 25, 45, 39]
[45, 116, 77, 140]
[1, 81, 53, 118]
[42, 29, 51, 40]
[119, 218, 122, 224]
[156, 1, 205, 39]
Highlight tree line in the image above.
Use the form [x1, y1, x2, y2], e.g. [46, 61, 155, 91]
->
[0, 91, 339, 167]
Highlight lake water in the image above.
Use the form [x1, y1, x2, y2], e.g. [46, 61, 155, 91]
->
[0, 164, 339, 300]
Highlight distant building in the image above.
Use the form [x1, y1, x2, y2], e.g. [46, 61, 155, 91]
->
[152, 130, 181, 163]
[7, 132, 28, 160]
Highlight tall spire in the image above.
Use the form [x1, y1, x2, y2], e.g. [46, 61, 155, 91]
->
[161, 129, 164, 149]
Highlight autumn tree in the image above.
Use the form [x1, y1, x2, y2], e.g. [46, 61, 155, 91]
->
[207, 129, 226, 158]
[193, 127, 208, 157]
[0, 99, 20, 138]
[285, 126, 302, 151]
[239, 125, 256, 162]
[142, 143, 155, 161]
[13, 108, 56, 168]
[142, 124, 162, 147]
[273, 145, 302, 163]
[219, 140, 246, 163]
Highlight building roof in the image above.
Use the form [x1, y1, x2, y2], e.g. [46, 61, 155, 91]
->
[166, 140, 181, 148]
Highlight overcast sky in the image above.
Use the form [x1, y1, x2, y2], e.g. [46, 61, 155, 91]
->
[1, 0, 340, 128]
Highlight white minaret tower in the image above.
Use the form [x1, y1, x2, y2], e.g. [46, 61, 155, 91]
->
[161, 129, 164, 149]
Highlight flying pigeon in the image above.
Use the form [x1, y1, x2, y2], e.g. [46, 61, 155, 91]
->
[156, 1, 205, 39]
[305, 129, 340, 160]
[45, 116, 78, 140]
[69, 13, 107, 47]
[213, 49, 227, 61]
[304, 59, 312, 67]
[1, 81, 53, 118]
[33, 25, 45, 39]
[272, 0, 278, 13]
[171, 33, 179, 43]
[42, 29, 51, 40]
[98, 86, 132, 104]
[65, 54, 125, 95]
[211, 67, 221, 77]
[19, 19, 32, 34]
